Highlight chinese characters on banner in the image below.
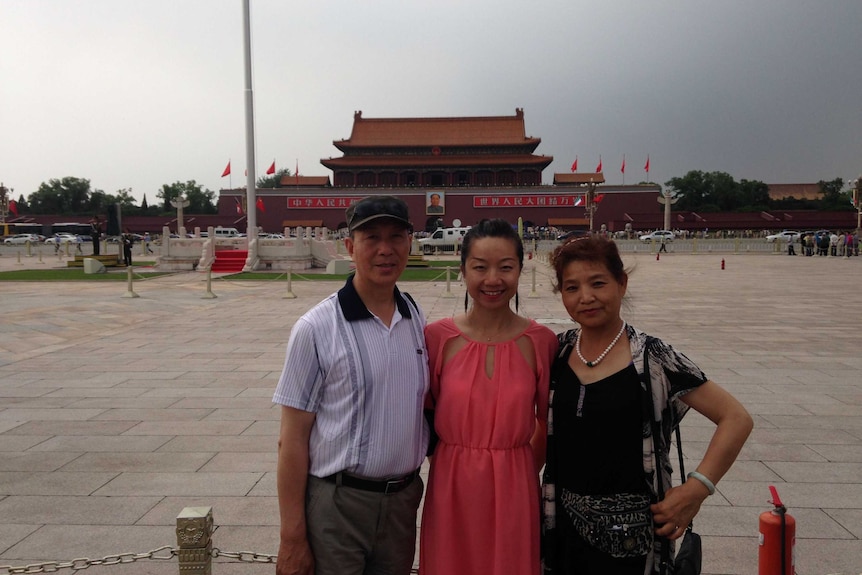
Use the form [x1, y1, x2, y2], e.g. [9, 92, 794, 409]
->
[472, 195, 584, 208]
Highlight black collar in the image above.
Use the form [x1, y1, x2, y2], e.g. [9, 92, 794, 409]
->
[337, 274, 412, 322]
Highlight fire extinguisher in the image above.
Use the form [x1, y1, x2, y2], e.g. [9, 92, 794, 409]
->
[759, 485, 795, 574]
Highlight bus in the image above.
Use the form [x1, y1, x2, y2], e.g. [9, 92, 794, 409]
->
[1, 222, 47, 238]
[50, 222, 93, 238]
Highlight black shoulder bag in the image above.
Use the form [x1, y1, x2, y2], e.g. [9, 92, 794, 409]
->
[643, 340, 703, 575]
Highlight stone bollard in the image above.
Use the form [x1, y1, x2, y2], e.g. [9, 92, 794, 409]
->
[122, 266, 140, 298]
[283, 266, 297, 299]
[528, 266, 539, 297]
[202, 268, 217, 299]
[442, 266, 456, 298]
[176, 506, 213, 575]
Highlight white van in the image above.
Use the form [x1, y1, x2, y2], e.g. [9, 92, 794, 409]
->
[418, 227, 471, 254]
[213, 227, 242, 238]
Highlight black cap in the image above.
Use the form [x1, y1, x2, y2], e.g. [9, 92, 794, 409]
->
[346, 196, 412, 232]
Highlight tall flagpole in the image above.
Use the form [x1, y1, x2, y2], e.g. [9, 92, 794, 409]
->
[242, 0, 258, 270]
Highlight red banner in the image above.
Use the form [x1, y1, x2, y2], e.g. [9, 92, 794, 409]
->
[472, 195, 584, 208]
[287, 197, 360, 209]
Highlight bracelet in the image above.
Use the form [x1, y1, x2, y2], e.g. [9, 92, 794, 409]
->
[687, 471, 716, 495]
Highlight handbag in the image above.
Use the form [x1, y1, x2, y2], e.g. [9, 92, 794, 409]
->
[559, 490, 654, 558]
[643, 339, 703, 575]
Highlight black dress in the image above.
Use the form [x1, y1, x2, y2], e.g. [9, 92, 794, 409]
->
[548, 351, 650, 575]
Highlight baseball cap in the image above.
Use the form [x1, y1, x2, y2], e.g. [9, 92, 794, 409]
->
[346, 196, 412, 232]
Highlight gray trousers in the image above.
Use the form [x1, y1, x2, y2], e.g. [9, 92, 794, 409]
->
[306, 474, 424, 575]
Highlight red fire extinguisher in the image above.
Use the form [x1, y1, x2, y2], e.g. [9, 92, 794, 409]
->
[759, 485, 795, 574]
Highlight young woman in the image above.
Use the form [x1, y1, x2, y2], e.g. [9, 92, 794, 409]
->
[420, 219, 557, 575]
[542, 237, 753, 575]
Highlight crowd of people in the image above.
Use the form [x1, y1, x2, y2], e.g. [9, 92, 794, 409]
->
[789, 230, 859, 257]
[273, 195, 754, 575]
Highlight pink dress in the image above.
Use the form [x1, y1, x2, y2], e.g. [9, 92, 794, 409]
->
[420, 318, 556, 575]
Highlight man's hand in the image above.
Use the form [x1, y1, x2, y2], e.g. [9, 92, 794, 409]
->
[276, 538, 314, 575]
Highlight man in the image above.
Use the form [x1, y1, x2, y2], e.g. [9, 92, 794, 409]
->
[426, 192, 444, 214]
[90, 216, 102, 255]
[273, 195, 429, 575]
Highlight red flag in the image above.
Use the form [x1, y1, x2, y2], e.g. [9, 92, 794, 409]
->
[256, 198, 265, 212]
[620, 156, 626, 174]
[266, 161, 276, 175]
[595, 156, 602, 173]
[221, 161, 231, 177]
[594, 193, 605, 204]
[8, 199, 18, 216]
[570, 156, 578, 172]
[644, 156, 650, 173]
[234, 197, 243, 215]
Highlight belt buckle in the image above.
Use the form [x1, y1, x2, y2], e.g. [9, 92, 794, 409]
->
[383, 477, 404, 494]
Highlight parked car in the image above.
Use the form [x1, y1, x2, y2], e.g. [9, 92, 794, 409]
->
[45, 233, 79, 245]
[557, 230, 591, 241]
[765, 230, 801, 243]
[639, 230, 674, 243]
[4, 233, 41, 245]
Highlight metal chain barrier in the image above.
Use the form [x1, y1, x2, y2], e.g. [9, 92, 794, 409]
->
[0, 546, 176, 575]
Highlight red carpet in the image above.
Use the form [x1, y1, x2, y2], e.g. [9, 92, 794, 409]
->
[211, 250, 247, 273]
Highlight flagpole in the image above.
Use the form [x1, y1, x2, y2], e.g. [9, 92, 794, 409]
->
[242, 0, 258, 269]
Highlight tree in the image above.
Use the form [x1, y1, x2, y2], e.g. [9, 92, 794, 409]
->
[157, 180, 217, 214]
[665, 171, 769, 212]
[817, 178, 853, 211]
[28, 177, 94, 214]
[257, 168, 293, 189]
[15, 194, 29, 213]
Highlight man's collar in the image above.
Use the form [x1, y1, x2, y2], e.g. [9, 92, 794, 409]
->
[337, 274, 411, 322]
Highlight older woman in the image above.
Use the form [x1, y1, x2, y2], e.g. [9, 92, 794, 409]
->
[542, 237, 752, 575]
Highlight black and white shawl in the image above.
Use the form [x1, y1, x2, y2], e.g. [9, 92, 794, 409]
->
[541, 324, 707, 575]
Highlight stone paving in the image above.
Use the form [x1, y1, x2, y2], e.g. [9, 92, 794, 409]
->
[0, 248, 861, 574]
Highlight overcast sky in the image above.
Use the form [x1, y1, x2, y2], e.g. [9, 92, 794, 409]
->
[2, 0, 861, 204]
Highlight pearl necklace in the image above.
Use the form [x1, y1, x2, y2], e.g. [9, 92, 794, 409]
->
[575, 322, 626, 367]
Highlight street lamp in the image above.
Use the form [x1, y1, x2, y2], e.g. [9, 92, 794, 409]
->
[852, 176, 861, 234]
[0, 182, 9, 225]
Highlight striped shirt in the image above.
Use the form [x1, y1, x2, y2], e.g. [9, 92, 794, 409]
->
[273, 276, 430, 479]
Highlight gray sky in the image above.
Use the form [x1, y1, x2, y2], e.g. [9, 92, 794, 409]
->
[3, 0, 861, 205]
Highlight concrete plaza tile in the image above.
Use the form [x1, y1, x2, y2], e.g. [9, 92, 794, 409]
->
[0, 472, 118, 496]
[29, 435, 172, 453]
[765, 461, 862, 483]
[801, 403, 862, 416]
[240, 421, 279, 436]
[136, 496, 279, 526]
[0, 420, 139, 436]
[0, 435, 51, 452]
[123, 420, 253, 436]
[824, 508, 862, 540]
[699, 535, 758, 575]
[198, 452, 277, 473]
[0, 452, 82, 472]
[202, 408, 280, 421]
[1, 525, 171, 565]
[65, 397, 180, 409]
[682, 440, 829, 463]
[718, 481, 862, 509]
[61, 452, 214, 472]
[43, 387, 148, 398]
[761, 414, 862, 430]
[0, 524, 40, 556]
[169, 397, 274, 409]
[138, 387, 242, 398]
[794, 539, 862, 575]
[93, 472, 264, 497]
[0, 397, 80, 409]
[0, 495, 163, 525]
[158, 436, 273, 453]
[743, 402, 816, 416]
[748, 428, 862, 445]
[808, 444, 862, 463]
[0, 408, 107, 421]
[90, 408, 214, 421]
[718, 460, 785, 482]
[246, 472, 275, 497]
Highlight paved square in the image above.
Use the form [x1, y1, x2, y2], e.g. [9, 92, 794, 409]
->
[1, 250, 860, 574]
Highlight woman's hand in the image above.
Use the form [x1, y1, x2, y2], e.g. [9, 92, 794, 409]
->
[650, 480, 710, 540]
